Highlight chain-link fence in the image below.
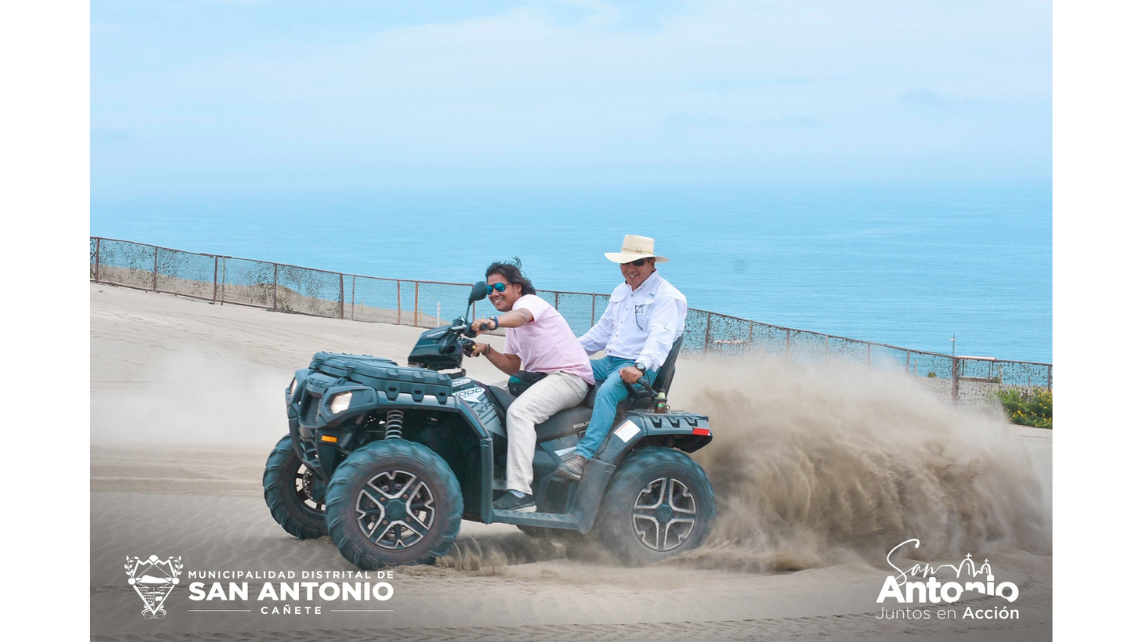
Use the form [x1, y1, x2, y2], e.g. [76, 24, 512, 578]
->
[91, 237, 1052, 403]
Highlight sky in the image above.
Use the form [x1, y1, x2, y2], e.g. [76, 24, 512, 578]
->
[91, 0, 1052, 193]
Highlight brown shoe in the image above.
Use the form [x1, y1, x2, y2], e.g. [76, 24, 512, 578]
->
[553, 454, 588, 481]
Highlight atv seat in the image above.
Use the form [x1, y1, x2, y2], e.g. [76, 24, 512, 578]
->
[489, 381, 600, 410]
[486, 384, 517, 411]
[650, 335, 685, 396]
[485, 384, 593, 442]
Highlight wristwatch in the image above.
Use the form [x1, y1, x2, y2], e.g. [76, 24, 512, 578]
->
[635, 361, 647, 374]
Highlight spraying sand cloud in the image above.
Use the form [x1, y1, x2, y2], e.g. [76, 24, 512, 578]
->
[670, 355, 1051, 571]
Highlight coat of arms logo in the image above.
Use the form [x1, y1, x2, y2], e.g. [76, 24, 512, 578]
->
[125, 555, 182, 618]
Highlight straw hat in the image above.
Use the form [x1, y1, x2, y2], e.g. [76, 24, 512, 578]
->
[604, 235, 671, 264]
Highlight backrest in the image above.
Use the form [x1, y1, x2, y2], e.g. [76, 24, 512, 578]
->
[651, 336, 685, 396]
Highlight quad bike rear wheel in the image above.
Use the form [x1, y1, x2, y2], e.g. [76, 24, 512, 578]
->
[594, 447, 715, 566]
[325, 439, 463, 569]
[263, 435, 328, 539]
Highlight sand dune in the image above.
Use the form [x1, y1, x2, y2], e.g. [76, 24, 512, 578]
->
[91, 282, 1051, 640]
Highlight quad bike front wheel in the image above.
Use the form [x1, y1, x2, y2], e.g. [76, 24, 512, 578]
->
[263, 435, 328, 539]
[594, 447, 715, 566]
[324, 439, 463, 569]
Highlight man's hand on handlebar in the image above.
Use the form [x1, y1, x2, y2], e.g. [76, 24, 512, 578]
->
[619, 366, 644, 384]
[467, 342, 491, 357]
[470, 318, 496, 335]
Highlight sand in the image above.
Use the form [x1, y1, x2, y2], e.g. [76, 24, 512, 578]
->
[90, 282, 1052, 640]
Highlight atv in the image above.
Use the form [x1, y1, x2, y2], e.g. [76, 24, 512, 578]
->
[263, 281, 715, 569]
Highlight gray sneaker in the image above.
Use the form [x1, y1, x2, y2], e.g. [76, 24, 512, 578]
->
[553, 454, 588, 481]
[494, 492, 535, 512]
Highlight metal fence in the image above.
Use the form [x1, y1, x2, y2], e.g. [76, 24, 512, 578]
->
[90, 237, 1052, 402]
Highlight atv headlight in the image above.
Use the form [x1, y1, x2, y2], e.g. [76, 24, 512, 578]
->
[330, 392, 353, 414]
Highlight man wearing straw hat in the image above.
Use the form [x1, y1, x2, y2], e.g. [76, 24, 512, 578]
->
[553, 235, 688, 481]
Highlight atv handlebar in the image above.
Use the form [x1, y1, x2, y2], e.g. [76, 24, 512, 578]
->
[636, 376, 654, 393]
[450, 319, 495, 358]
[629, 376, 668, 413]
[455, 320, 493, 340]
[451, 320, 481, 356]
[626, 376, 655, 401]
[453, 321, 478, 339]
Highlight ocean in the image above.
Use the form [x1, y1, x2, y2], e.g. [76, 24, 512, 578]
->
[90, 181, 1052, 363]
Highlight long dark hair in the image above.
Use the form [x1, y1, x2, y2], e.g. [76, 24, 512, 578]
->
[485, 258, 536, 295]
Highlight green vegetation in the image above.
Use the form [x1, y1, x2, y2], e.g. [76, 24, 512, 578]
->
[992, 388, 1052, 429]
[926, 371, 936, 378]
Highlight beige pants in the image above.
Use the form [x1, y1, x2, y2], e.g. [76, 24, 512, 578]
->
[505, 371, 589, 495]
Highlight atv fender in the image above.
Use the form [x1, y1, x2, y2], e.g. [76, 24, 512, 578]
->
[595, 411, 712, 465]
[557, 411, 711, 533]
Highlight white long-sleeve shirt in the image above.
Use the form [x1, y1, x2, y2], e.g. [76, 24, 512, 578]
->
[578, 270, 687, 372]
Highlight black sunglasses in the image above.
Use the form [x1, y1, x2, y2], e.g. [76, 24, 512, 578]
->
[486, 282, 508, 294]
[622, 258, 649, 267]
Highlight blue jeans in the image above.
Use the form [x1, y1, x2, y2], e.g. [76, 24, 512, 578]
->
[575, 356, 657, 459]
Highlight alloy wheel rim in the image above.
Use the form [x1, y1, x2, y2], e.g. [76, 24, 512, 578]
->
[294, 465, 325, 516]
[631, 476, 697, 551]
[355, 469, 436, 550]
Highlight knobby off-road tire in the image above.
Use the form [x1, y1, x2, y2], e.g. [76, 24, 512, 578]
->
[263, 435, 328, 539]
[325, 439, 463, 569]
[594, 447, 715, 566]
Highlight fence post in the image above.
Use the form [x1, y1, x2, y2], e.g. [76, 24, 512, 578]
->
[591, 296, 596, 325]
[414, 281, 420, 327]
[396, 281, 402, 324]
[748, 322, 754, 352]
[905, 350, 911, 373]
[785, 328, 791, 358]
[703, 311, 712, 353]
[824, 335, 830, 361]
[340, 274, 345, 320]
[272, 264, 278, 310]
[867, 342, 871, 366]
[350, 276, 356, 321]
[152, 245, 158, 292]
[1047, 365, 1052, 391]
[94, 237, 101, 282]
[951, 357, 960, 403]
[555, 291, 560, 311]
[212, 256, 218, 302]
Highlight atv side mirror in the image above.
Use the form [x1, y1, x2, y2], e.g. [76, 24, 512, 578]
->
[468, 281, 488, 305]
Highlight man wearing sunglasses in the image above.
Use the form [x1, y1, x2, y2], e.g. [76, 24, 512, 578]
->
[468, 259, 595, 512]
[553, 235, 687, 481]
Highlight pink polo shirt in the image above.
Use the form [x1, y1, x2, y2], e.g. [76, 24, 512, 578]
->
[502, 295, 595, 385]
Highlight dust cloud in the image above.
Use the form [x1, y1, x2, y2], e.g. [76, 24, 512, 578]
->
[668, 355, 1052, 572]
[91, 349, 292, 446]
